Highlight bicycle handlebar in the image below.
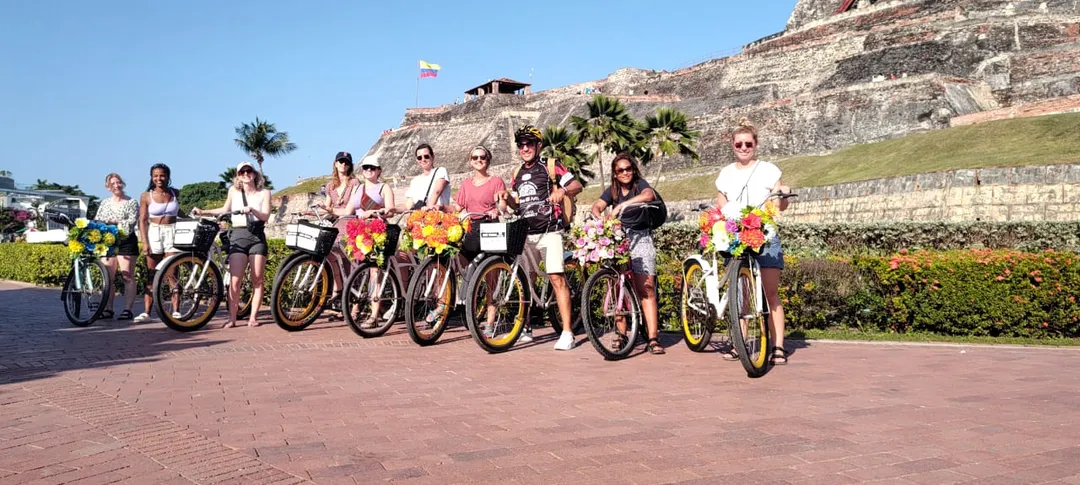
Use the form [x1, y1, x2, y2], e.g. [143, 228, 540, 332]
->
[690, 191, 799, 212]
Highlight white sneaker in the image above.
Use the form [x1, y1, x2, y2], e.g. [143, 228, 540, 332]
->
[553, 331, 575, 351]
[517, 329, 533, 344]
[133, 313, 152, 323]
[171, 312, 182, 320]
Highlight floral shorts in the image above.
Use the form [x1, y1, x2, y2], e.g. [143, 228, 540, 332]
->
[627, 228, 656, 276]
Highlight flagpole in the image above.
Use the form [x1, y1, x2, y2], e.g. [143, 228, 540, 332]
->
[415, 60, 420, 108]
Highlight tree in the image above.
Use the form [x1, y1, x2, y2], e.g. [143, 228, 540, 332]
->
[541, 125, 595, 183]
[30, 179, 99, 218]
[233, 117, 297, 177]
[177, 182, 228, 213]
[641, 107, 700, 181]
[570, 95, 638, 190]
[219, 167, 274, 190]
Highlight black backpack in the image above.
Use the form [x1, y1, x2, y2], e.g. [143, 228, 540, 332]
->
[612, 183, 667, 230]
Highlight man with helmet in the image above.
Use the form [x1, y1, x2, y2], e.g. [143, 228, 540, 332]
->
[497, 124, 583, 350]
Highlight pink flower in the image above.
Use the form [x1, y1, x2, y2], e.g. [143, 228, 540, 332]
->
[699, 233, 709, 248]
[741, 213, 762, 230]
[725, 220, 738, 234]
[599, 237, 611, 247]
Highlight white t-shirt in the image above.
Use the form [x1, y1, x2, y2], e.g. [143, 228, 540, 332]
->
[714, 160, 782, 216]
[407, 167, 451, 206]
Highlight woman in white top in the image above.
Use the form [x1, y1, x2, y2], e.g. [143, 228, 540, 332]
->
[714, 119, 793, 364]
[193, 161, 271, 328]
[406, 144, 450, 210]
[97, 173, 139, 320]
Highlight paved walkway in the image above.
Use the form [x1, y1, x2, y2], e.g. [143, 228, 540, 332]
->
[2, 280, 1080, 484]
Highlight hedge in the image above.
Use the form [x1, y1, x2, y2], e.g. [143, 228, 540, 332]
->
[4, 232, 1080, 338]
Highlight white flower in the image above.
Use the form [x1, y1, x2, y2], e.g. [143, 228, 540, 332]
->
[764, 223, 777, 241]
[721, 202, 742, 221]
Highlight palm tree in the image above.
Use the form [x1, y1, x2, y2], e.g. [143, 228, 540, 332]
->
[541, 125, 595, 183]
[219, 167, 274, 190]
[641, 107, 700, 182]
[570, 95, 638, 190]
[233, 118, 297, 176]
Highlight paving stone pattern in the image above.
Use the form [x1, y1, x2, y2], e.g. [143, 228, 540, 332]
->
[3, 280, 1080, 484]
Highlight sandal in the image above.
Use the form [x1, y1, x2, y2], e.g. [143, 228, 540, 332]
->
[424, 304, 448, 327]
[612, 332, 629, 350]
[721, 348, 740, 361]
[117, 310, 133, 320]
[771, 347, 789, 365]
[646, 339, 666, 355]
[100, 309, 114, 319]
[360, 316, 378, 329]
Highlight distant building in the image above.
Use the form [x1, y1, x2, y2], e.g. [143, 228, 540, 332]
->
[0, 175, 89, 231]
[464, 78, 531, 102]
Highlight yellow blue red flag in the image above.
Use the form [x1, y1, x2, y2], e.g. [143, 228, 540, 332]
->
[419, 60, 441, 78]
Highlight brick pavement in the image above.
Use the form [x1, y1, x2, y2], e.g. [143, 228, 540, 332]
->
[3, 279, 1080, 484]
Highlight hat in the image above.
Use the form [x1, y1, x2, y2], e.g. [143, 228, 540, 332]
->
[236, 161, 255, 172]
[359, 156, 380, 168]
[335, 151, 353, 163]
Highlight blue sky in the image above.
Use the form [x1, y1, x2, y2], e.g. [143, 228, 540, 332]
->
[1, 0, 798, 199]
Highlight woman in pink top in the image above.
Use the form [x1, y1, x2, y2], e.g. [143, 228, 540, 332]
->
[451, 145, 506, 261]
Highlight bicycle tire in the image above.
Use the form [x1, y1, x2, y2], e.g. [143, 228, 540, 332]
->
[61, 259, 110, 327]
[155, 254, 223, 332]
[581, 267, 640, 360]
[727, 259, 772, 378]
[271, 254, 332, 331]
[544, 260, 585, 335]
[343, 262, 402, 338]
[404, 256, 455, 346]
[681, 260, 715, 352]
[464, 255, 529, 353]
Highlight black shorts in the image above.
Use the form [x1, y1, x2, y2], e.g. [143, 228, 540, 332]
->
[460, 217, 492, 262]
[227, 227, 268, 256]
[116, 233, 140, 256]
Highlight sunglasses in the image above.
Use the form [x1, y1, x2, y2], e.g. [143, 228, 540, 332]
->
[239, 169, 255, 175]
[734, 141, 755, 149]
[516, 141, 536, 149]
[361, 165, 380, 171]
[416, 154, 432, 161]
[615, 166, 634, 174]
[335, 159, 351, 164]
[470, 155, 488, 161]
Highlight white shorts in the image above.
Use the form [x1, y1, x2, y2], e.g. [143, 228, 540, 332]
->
[525, 232, 565, 274]
[147, 222, 177, 255]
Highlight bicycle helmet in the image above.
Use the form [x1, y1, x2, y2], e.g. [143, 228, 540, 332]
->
[514, 124, 543, 144]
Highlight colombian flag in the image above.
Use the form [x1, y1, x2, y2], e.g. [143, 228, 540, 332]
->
[419, 60, 441, 78]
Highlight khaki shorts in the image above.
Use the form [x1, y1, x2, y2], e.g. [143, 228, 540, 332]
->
[524, 232, 565, 274]
[147, 222, 177, 255]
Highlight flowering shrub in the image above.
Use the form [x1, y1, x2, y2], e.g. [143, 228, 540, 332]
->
[571, 218, 630, 268]
[67, 219, 124, 259]
[698, 202, 779, 257]
[343, 218, 392, 266]
[402, 209, 469, 257]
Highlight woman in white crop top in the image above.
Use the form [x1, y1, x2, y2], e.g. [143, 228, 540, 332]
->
[135, 163, 185, 324]
[193, 161, 271, 328]
[713, 119, 794, 365]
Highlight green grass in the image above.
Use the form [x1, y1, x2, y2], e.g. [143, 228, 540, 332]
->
[579, 113, 1080, 202]
[274, 176, 331, 197]
[788, 329, 1080, 347]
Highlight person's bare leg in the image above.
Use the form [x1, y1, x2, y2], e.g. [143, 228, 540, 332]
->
[247, 254, 266, 327]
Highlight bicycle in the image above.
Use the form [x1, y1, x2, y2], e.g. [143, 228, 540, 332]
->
[340, 211, 419, 338]
[45, 209, 112, 327]
[402, 211, 487, 346]
[271, 206, 355, 331]
[579, 202, 660, 360]
[462, 202, 584, 353]
[152, 212, 255, 332]
[681, 192, 797, 378]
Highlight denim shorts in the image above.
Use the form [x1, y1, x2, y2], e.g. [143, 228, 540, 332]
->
[754, 235, 785, 270]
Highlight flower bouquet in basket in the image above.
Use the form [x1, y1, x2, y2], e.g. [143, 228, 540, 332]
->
[402, 209, 470, 257]
[698, 202, 779, 257]
[571, 218, 631, 268]
[343, 217, 397, 267]
[67, 219, 124, 259]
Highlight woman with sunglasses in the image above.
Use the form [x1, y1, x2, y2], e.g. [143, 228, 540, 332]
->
[590, 153, 664, 355]
[322, 152, 361, 220]
[337, 156, 397, 329]
[406, 144, 450, 210]
[714, 118, 793, 364]
[136, 163, 185, 323]
[451, 146, 505, 261]
[193, 162, 271, 328]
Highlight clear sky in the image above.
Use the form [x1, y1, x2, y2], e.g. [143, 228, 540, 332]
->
[1, 0, 798, 199]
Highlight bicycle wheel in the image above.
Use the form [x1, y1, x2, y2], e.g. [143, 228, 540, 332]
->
[343, 262, 402, 338]
[682, 260, 716, 352]
[544, 260, 585, 335]
[727, 259, 772, 378]
[405, 256, 455, 346]
[271, 254, 331, 331]
[581, 267, 641, 360]
[464, 255, 529, 353]
[61, 259, 111, 327]
[154, 255, 223, 332]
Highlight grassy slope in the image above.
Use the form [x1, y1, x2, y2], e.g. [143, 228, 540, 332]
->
[578, 112, 1080, 202]
[274, 176, 331, 197]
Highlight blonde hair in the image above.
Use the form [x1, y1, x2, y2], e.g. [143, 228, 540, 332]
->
[732, 117, 759, 143]
[105, 173, 126, 190]
[233, 167, 266, 191]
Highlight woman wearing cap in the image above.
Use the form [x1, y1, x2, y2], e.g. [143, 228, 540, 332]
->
[316, 151, 360, 317]
[193, 162, 271, 328]
[136, 163, 185, 324]
[406, 144, 450, 210]
[337, 156, 397, 328]
[97, 173, 139, 321]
